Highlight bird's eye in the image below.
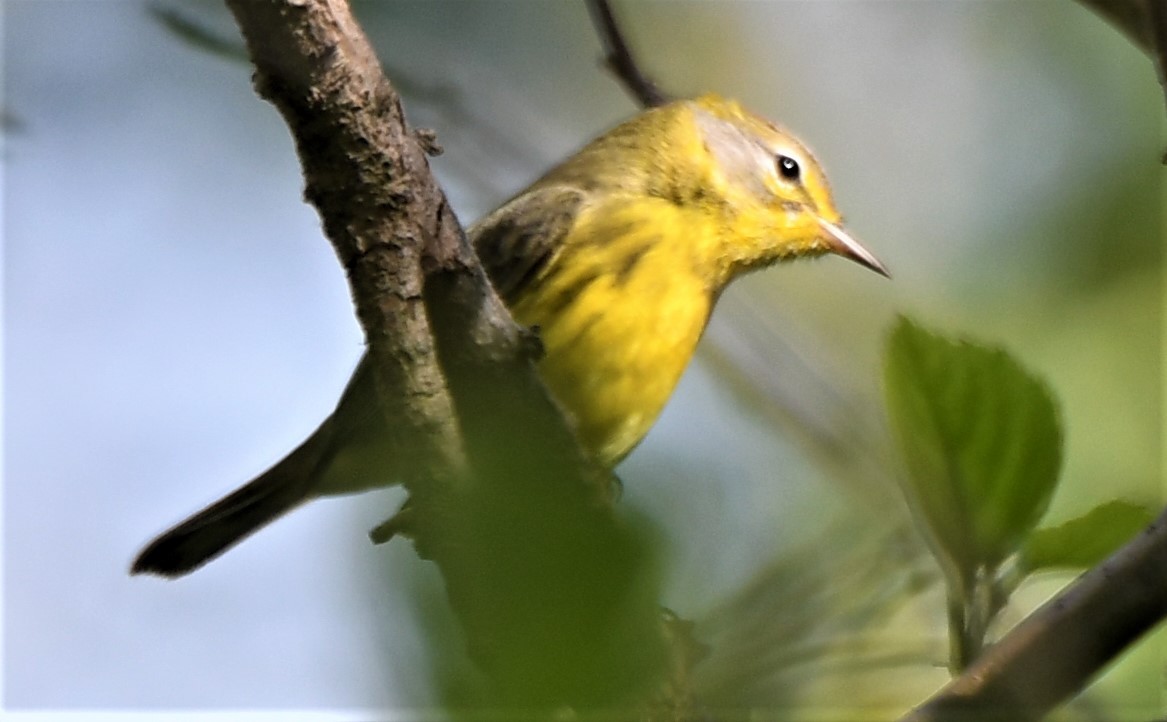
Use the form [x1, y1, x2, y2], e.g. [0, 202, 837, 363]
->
[776, 155, 801, 181]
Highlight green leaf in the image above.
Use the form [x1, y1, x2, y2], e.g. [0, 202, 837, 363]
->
[884, 316, 1063, 580]
[1023, 500, 1155, 572]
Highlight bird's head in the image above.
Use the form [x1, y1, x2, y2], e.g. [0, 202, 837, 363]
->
[687, 94, 889, 280]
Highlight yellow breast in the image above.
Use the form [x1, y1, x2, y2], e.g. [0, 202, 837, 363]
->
[508, 195, 717, 466]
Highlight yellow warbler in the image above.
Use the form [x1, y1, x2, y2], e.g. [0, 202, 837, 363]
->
[132, 94, 887, 577]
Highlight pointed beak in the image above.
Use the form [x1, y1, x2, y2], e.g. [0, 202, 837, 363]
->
[817, 218, 890, 278]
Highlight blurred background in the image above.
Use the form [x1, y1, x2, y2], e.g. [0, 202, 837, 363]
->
[4, 0, 1162, 718]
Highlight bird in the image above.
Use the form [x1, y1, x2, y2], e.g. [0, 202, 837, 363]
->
[131, 93, 888, 578]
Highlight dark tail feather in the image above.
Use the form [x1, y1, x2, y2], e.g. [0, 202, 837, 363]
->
[131, 432, 325, 578]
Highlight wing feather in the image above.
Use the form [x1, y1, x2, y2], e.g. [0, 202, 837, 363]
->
[470, 186, 586, 304]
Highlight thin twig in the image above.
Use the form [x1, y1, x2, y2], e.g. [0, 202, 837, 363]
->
[151, 2, 544, 187]
[901, 506, 1167, 722]
[584, 0, 670, 108]
[150, 4, 251, 62]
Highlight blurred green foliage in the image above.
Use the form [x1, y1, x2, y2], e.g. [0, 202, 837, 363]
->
[1024, 500, 1157, 573]
[885, 317, 1063, 583]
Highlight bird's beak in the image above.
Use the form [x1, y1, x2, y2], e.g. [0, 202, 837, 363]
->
[817, 218, 890, 278]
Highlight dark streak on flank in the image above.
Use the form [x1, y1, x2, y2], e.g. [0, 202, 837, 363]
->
[614, 238, 652, 285]
[560, 308, 605, 351]
[648, 171, 711, 212]
[541, 269, 602, 319]
[686, 183, 709, 206]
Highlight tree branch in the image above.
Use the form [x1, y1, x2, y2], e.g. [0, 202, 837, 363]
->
[223, 0, 470, 496]
[1077, 0, 1157, 51]
[220, 0, 665, 711]
[1075, 0, 1167, 159]
[901, 506, 1167, 722]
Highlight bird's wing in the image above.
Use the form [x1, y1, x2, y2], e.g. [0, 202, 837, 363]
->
[469, 185, 587, 304]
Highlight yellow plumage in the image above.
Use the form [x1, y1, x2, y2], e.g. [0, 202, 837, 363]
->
[476, 94, 883, 464]
[499, 196, 715, 464]
[133, 94, 887, 577]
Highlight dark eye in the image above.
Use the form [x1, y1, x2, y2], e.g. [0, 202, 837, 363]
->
[777, 155, 801, 181]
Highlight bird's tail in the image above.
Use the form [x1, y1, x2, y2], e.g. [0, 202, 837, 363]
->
[131, 430, 326, 578]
